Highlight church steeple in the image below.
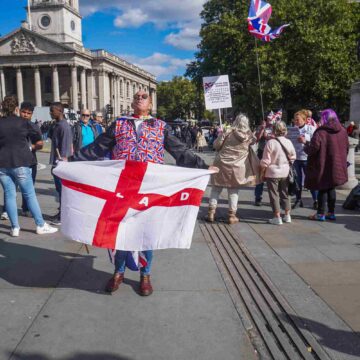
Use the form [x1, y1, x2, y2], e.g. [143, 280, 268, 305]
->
[28, 0, 83, 46]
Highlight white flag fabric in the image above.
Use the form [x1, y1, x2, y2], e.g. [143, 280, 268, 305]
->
[53, 160, 213, 251]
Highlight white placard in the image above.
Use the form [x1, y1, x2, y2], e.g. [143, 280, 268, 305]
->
[203, 75, 232, 110]
[286, 126, 301, 144]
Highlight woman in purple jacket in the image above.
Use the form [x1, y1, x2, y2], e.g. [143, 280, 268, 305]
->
[303, 109, 348, 221]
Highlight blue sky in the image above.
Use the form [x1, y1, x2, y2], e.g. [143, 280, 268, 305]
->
[0, 0, 206, 81]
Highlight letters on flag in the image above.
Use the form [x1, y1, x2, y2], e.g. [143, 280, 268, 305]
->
[247, 0, 289, 42]
[53, 160, 213, 251]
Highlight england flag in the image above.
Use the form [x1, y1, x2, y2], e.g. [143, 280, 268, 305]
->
[53, 160, 213, 251]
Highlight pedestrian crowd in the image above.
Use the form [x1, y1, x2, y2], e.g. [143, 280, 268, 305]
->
[0, 92, 351, 296]
[206, 108, 349, 225]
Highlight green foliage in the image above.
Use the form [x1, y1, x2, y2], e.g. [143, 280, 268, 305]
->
[157, 77, 198, 120]
[186, 0, 360, 122]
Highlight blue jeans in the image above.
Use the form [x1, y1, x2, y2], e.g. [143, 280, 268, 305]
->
[115, 250, 153, 275]
[0, 167, 45, 229]
[22, 164, 37, 212]
[255, 183, 264, 201]
[293, 160, 318, 201]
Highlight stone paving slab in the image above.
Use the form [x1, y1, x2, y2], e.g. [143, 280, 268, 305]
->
[291, 262, 360, 286]
[12, 289, 254, 360]
[0, 152, 256, 360]
[311, 284, 360, 332]
[0, 289, 52, 358]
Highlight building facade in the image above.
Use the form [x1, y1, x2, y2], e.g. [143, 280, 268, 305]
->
[0, 0, 157, 116]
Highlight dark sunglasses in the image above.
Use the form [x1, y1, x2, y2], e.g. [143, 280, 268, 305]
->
[82, 114, 90, 117]
[133, 94, 149, 100]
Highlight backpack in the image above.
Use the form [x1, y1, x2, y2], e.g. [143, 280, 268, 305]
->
[343, 184, 360, 210]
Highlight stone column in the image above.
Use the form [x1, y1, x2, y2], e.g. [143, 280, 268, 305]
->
[120, 77, 123, 98]
[71, 65, 79, 112]
[87, 70, 93, 111]
[16, 67, 24, 105]
[34, 66, 42, 107]
[350, 82, 360, 125]
[52, 65, 60, 102]
[338, 137, 360, 190]
[110, 74, 115, 108]
[0, 68, 5, 101]
[151, 88, 157, 115]
[115, 76, 120, 117]
[80, 68, 87, 109]
[98, 70, 106, 113]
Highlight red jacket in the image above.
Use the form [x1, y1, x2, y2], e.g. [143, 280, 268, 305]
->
[305, 120, 348, 190]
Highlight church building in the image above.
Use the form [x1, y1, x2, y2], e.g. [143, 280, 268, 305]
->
[0, 0, 157, 116]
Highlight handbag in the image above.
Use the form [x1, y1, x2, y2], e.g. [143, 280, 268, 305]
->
[275, 138, 300, 196]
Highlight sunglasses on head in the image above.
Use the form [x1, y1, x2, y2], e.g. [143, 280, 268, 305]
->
[133, 94, 149, 100]
[82, 114, 90, 117]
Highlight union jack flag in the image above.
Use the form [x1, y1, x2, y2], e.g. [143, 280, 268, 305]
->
[247, 0, 289, 42]
[267, 109, 283, 123]
[108, 249, 148, 271]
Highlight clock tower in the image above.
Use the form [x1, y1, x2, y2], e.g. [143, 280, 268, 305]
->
[28, 0, 83, 46]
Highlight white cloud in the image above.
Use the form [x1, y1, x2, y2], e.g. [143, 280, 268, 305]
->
[119, 52, 191, 80]
[80, 0, 205, 50]
[114, 9, 148, 28]
[165, 23, 200, 51]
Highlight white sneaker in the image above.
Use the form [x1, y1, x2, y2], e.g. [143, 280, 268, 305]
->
[268, 217, 283, 225]
[36, 222, 58, 235]
[1, 212, 9, 220]
[10, 227, 20, 237]
[283, 214, 292, 223]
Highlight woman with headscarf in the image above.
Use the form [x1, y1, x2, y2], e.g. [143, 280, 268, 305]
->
[207, 113, 259, 224]
[303, 109, 348, 221]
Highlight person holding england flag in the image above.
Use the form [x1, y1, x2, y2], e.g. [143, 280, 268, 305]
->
[72, 90, 217, 296]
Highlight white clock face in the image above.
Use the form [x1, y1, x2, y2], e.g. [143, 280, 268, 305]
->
[40, 15, 51, 28]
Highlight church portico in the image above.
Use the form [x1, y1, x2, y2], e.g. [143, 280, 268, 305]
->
[0, 0, 157, 117]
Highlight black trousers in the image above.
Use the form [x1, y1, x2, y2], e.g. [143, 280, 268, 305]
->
[21, 164, 37, 212]
[317, 188, 336, 214]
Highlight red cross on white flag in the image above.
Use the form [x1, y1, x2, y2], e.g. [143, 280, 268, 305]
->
[53, 160, 213, 251]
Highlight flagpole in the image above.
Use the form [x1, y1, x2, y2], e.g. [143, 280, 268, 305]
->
[254, 38, 265, 122]
[27, 0, 32, 30]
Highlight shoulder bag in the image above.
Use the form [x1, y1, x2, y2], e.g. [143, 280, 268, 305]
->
[275, 138, 300, 196]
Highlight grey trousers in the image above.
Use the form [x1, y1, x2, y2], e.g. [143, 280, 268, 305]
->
[266, 178, 291, 213]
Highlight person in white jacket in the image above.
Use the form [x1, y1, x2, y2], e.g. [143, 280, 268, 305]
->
[260, 121, 296, 225]
[292, 110, 317, 209]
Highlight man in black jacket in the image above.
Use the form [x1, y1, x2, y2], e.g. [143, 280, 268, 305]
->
[49, 102, 73, 225]
[72, 109, 98, 153]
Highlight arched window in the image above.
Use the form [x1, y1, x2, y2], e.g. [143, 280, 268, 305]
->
[126, 82, 130, 98]
[132, 84, 136, 97]
[120, 79, 123, 97]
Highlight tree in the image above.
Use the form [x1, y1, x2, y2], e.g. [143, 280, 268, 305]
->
[186, 0, 360, 123]
[157, 77, 198, 120]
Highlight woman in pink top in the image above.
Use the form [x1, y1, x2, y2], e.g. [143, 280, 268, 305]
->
[260, 121, 296, 225]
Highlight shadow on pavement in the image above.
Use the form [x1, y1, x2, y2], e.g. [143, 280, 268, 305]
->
[9, 353, 133, 360]
[283, 315, 360, 357]
[0, 239, 111, 294]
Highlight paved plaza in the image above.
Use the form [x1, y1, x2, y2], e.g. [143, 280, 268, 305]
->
[0, 151, 359, 360]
